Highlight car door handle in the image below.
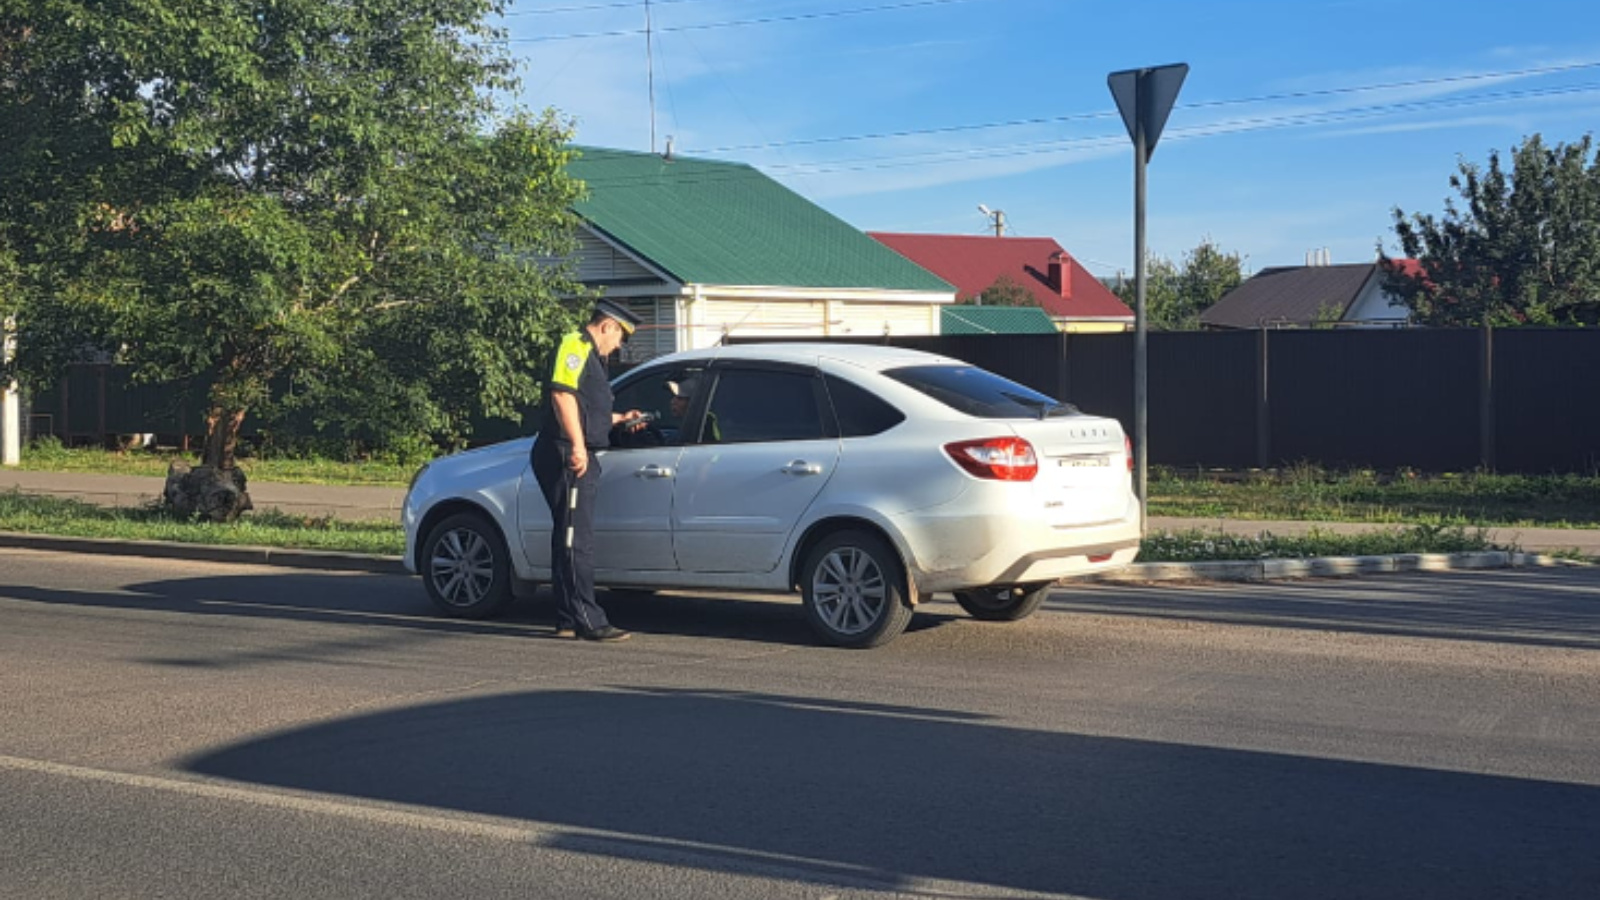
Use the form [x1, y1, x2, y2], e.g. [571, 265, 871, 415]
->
[636, 465, 674, 479]
[781, 460, 823, 476]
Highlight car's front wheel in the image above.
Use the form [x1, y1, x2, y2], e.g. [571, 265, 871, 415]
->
[421, 512, 513, 619]
[800, 530, 913, 648]
[953, 582, 1053, 621]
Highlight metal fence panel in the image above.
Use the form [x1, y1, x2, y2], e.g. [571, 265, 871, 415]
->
[1268, 330, 1481, 471]
[1494, 329, 1600, 473]
[1148, 330, 1259, 469]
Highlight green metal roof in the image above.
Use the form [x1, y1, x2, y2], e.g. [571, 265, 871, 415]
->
[940, 305, 1059, 335]
[568, 147, 953, 292]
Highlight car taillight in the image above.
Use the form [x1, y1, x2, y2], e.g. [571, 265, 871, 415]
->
[944, 437, 1038, 481]
[1125, 434, 1134, 473]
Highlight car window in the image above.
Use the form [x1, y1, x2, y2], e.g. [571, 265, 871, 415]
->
[610, 365, 709, 448]
[824, 374, 905, 438]
[703, 369, 826, 444]
[883, 365, 1079, 419]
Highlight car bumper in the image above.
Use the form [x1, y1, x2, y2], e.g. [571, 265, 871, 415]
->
[892, 494, 1142, 592]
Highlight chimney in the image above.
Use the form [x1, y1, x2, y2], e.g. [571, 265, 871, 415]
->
[1047, 252, 1073, 300]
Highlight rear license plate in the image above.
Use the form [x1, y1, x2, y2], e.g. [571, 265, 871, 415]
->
[1057, 455, 1109, 468]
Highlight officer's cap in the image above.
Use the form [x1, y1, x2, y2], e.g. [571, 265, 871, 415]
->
[593, 299, 642, 336]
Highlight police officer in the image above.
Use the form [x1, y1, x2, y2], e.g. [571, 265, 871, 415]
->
[532, 299, 644, 642]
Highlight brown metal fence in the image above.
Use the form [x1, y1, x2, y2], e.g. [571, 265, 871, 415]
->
[733, 328, 1600, 474]
[23, 328, 1600, 473]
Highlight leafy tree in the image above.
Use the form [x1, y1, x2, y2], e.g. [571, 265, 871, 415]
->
[0, 1, 584, 487]
[1115, 238, 1244, 329]
[959, 274, 1037, 307]
[1384, 134, 1600, 326]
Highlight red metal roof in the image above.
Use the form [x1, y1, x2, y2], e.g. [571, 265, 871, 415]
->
[868, 233, 1133, 320]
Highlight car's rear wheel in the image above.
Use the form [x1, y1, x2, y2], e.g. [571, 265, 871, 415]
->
[421, 512, 513, 619]
[954, 582, 1053, 621]
[800, 530, 913, 648]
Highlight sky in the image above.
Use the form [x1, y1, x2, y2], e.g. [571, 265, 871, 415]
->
[499, 0, 1600, 278]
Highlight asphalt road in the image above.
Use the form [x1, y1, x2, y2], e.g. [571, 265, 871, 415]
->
[2, 548, 1597, 900]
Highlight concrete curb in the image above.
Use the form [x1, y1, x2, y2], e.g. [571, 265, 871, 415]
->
[1, 530, 1586, 583]
[0, 530, 407, 575]
[1089, 550, 1589, 584]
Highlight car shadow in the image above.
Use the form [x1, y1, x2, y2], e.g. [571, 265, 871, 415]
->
[184, 686, 1600, 899]
[0, 571, 959, 650]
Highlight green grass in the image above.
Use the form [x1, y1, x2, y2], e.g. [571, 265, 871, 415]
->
[1138, 523, 1502, 563]
[22, 448, 1599, 529]
[1149, 464, 1600, 529]
[16, 442, 417, 486]
[2, 489, 1530, 564]
[0, 490, 404, 556]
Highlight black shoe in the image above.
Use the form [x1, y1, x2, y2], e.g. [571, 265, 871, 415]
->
[580, 625, 632, 643]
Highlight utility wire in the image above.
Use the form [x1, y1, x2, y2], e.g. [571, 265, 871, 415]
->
[507, 0, 987, 42]
[502, 0, 711, 16]
[687, 59, 1600, 154]
[569, 80, 1600, 186]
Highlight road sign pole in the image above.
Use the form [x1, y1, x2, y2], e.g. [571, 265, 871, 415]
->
[1133, 71, 1149, 533]
[1108, 61, 1186, 538]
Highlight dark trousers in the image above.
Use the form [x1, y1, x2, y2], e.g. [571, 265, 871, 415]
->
[532, 440, 611, 633]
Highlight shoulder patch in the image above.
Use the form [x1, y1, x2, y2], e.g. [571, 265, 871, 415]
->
[551, 333, 589, 391]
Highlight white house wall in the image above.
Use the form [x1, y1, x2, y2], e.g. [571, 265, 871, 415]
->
[1343, 272, 1411, 326]
[679, 296, 942, 352]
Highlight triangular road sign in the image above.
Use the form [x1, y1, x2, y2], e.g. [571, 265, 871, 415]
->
[1108, 63, 1189, 161]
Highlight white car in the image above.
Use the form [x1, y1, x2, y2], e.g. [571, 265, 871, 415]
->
[402, 343, 1140, 647]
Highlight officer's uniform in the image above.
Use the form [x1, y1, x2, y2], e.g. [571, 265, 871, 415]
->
[531, 302, 638, 634]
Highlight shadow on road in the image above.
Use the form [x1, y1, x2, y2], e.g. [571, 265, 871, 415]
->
[0, 571, 958, 652]
[185, 686, 1600, 899]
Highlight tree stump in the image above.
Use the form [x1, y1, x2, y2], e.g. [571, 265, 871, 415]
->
[164, 461, 253, 523]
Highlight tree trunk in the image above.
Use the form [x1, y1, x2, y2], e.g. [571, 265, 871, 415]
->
[162, 404, 252, 522]
[202, 405, 248, 470]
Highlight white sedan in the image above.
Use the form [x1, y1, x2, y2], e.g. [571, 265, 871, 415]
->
[402, 343, 1140, 647]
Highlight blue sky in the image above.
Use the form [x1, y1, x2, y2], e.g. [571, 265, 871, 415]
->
[500, 0, 1600, 277]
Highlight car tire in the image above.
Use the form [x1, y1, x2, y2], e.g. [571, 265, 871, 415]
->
[953, 582, 1053, 621]
[800, 529, 913, 648]
[421, 512, 513, 620]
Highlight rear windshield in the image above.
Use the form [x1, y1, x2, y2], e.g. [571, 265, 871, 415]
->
[884, 365, 1079, 419]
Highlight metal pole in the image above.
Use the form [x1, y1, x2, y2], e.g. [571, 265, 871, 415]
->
[1133, 72, 1149, 533]
[645, 0, 656, 154]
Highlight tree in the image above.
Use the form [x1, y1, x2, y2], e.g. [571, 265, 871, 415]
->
[959, 274, 1037, 307]
[1114, 238, 1244, 330]
[1384, 134, 1600, 326]
[1, 1, 584, 518]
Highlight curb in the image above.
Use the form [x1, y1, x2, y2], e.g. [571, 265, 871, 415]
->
[0, 531, 407, 575]
[1, 530, 1586, 582]
[1088, 550, 1588, 584]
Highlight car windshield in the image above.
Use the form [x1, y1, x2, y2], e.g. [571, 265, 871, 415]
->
[883, 365, 1079, 419]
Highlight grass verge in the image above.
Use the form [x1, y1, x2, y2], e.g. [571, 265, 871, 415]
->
[17, 449, 1600, 529]
[4, 490, 1543, 564]
[1149, 465, 1600, 529]
[1138, 524, 1504, 563]
[15, 443, 417, 486]
[0, 490, 404, 556]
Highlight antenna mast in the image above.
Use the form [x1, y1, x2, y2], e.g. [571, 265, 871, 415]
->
[645, 0, 657, 153]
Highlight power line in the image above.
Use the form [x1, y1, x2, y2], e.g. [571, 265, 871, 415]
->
[507, 0, 988, 42]
[502, 0, 710, 16]
[568, 80, 1600, 186]
[686, 59, 1600, 154]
